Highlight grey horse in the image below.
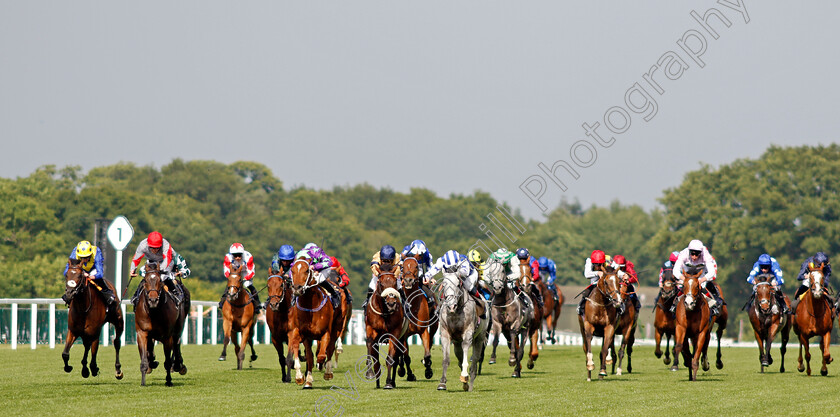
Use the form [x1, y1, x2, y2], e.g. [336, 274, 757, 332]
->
[486, 258, 533, 378]
[437, 272, 488, 392]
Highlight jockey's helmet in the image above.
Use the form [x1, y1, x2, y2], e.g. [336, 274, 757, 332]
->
[515, 248, 529, 260]
[147, 231, 163, 248]
[229, 243, 245, 256]
[76, 241, 94, 258]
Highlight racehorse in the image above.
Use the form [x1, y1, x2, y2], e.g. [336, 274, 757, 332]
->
[265, 269, 293, 383]
[609, 278, 637, 376]
[325, 268, 352, 363]
[793, 263, 834, 376]
[399, 257, 438, 381]
[578, 266, 622, 381]
[288, 259, 342, 388]
[134, 262, 190, 386]
[61, 258, 124, 380]
[673, 265, 721, 381]
[364, 266, 407, 389]
[654, 269, 678, 367]
[535, 274, 563, 346]
[518, 258, 541, 370]
[487, 258, 533, 378]
[437, 271, 488, 392]
[218, 262, 258, 369]
[747, 273, 791, 373]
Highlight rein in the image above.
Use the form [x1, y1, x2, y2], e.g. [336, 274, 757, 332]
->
[294, 287, 329, 312]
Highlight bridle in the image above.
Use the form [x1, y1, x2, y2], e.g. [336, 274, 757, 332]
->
[369, 271, 401, 316]
[65, 265, 93, 313]
[401, 258, 420, 291]
[753, 282, 775, 316]
[291, 259, 318, 296]
[266, 274, 289, 310]
[593, 272, 622, 308]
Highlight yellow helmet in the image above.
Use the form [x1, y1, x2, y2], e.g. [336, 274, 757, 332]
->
[76, 241, 95, 258]
[468, 249, 482, 263]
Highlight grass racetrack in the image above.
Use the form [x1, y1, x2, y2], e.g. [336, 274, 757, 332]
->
[1, 341, 836, 416]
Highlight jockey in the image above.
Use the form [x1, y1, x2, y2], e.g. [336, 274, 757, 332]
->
[220, 243, 260, 310]
[403, 239, 433, 275]
[424, 249, 484, 319]
[672, 239, 722, 316]
[270, 244, 296, 278]
[468, 249, 491, 300]
[792, 252, 833, 310]
[746, 253, 788, 314]
[516, 248, 544, 308]
[654, 251, 680, 308]
[578, 250, 608, 316]
[538, 256, 560, 301]
[329, 256, 350, 288]
[613, 255, 641, 312]
[487, 248, 530, 309]
[133, 250, 191, 304]
[297, 243, 341, 305]
[365, 245, 402, 306]
[130, 231, 183, 303]
[62, 240, 117, 310]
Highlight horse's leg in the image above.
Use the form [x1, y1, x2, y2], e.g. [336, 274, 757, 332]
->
[249, 323, 259, 363]
[404, 343, 416, 381]
[627, 331, 635, 374]
[290, 329, 305, 385]
[797, 333, 806, 373]
[137, 331, 149, 386]
[802, 333, 812, 376]
[62, 330, 77, 373]
[672, 326, 685, 372]
[617, 339, 626, 376]
[219, 318, 232, 361]
[173, 338, 187, 376]
[820, 331, 832, 376]
[599, 325, 615, 379]
[112, 311, 124, 379]
[489, 318, 500, 364]
[80, 338, 91, 378]
[89, 336, 100, 377]
[237, 326, 248, 370]
[527, 324, 539, 370]
[147, 337, 158, 370]
[422, 329, 433, 379]
[715, 322, 725, 370]
[780, 319, 790, 373]
[581, 321, 595, 381]
[438, 329, 451, 390]
[303, 339, 315, 389]
[459, 332, 473, 391]
[397, 343, 407, 378]
[654, 327, 663, 359]
[753, 328, 767, 371]
[163, 342, 173, 387]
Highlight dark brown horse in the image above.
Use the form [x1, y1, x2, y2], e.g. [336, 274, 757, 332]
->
[793, 263, 834, 376]
[288, 259, 342, 388]
[518, 258, 541, 370]
[134, 262, 191, 386]
[610, 279, 637, 376]
[748, 273, 791, 373]
[266, 269, 293, 383]
[536, 277, 563, 346]
[578, 267, 622, 381]
[673, 266, 717, 381]
[219, 262, 258, 369]
[654, 270, 678, 367]
[364, 266, 407, 389]
[399, 256, 438, 381]
[62, 258, 124, 379]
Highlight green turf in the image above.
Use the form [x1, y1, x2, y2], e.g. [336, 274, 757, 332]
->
[0, 340, 836, 416]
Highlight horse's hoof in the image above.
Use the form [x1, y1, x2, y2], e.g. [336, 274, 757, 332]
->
[821, 369, 828, 376]
[670, 366, 678, 372]
[798, 365, 805, 373]
[664, 357, 671, 365]
[511, 372, 520, 378]
[599, 370, 607, 377]
[598, 374, 605, 380]
[218, 357, 226, 362]
[655, 351, 663, 358]
[761, 360, 770, 367]
[283, 376, 292, 383]
[462, 382, 469, 392]
[398, 367, 405, 377]
[527, 361, 534, 370]
[179, 365, 187, 375]
[82, 368, 90, 378]
[587, 377, 591, 382]
[780, 366, 785, 373]
[459, 375, 468, 383]
[250, 355, 258, 362]
[303, 382, 313, 389]
[508, 359, 516, 367]
[337, 347, 343, 354]
[617, 368, 622, 376]
[150, 361, 159, 369]
[64, 366, 73, 373]
[488, 359, 496, 365]
[425, 368, 433, 379]
[383, 383, 394, 390]
[91, 367, 99, 377]
[702, 363, 710, 372]
[437, 383, 447, 391]
[407, 374, 416, 382]
[165, 381, 173, 387]
[768, 356, 774, 365]
[716, 360, 724, 370]
[116, 371, 124, 380]
[296, 377, 304, 385]
[324, 373, 333, 381]
[587, 364, 595, 371]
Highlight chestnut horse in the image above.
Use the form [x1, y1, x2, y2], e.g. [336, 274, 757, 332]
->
[219, 262, 258, 369]
[654, 270, 678, 367]
[364, 267, 408, 389]
[535, 274, 563, 346]
[673, 265, 722, 381]
[266, 270, 293, 383]
[399, 257, 438, 381]
[61, 258, 124, 380]
[134, 262, 190, 386]
[518, 258, 541, 370]
[793, 263, 834, 376]
[325, 268, 352, 363]
[578, 267, 623, 381]
[610, 279, 637, 376]
[748, 273, 791, 373]
[288, 259, 342, 388]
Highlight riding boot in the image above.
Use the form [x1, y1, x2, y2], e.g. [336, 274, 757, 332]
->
[165, 280, 182, 305]
[631, 293, 641, 312]
[320, 282, 341, 310]
[363, 288, 373, 308]
[248, 286, 262, 311]
[218, 294, 227, 310]
[420, 282, 436, 309]
[773, 291, 788, 314]
[95, 279, 117, 313]
[131, 284, 143, 305]
[514, 286, 531, 310]
[549, 285, 559, 302]
[705, 294, 720, 316]
[577, 285, 594, 316]
[61, 293, 70, 305]
[532, 284, 545, 309]
[791, 285, 807, 313]
[342, 286, 354, 305]
[471, 289, 486, 320]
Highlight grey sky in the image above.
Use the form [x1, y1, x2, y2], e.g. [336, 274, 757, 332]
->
[2, 1, 838, 219]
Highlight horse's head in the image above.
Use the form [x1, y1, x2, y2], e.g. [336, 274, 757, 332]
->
[144, 262, 164, 308]
[440, 272, 463, 314]
[486, 259, 507, 293]
[266, 270, 289, 311]
[598, 267, 623, 309]
[401, 257, 420, 291]
[682, 264, 705, 311]
[809, 263, 827, 298]
[661, 270, 677, 297]
[376, 265, 401, 315]
[518, 258, 532, 287]
[290, 259, 315, 297]
[64, 258, 86, 302]
[226, 262, 244, 298]
[753, 281, 775, 315]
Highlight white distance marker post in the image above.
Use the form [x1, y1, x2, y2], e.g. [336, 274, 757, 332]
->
[107, 216, 134, 346]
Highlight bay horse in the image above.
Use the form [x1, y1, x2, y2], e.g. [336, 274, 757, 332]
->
[134, 262, 190, 386]
[518, 258, 541, 370]
[578, 267, 622, 381]
[61, 258, 124, 380]
[219, 262, 258, 370]
[325, 268, 352, 363]
[654, 270, 678, 367]
[536, 273, 563, 345]
[266, 269, 293, 383]
[673, 265, 718, 381]
[748, 273, 791, 373]
[793, 263, 834, 376]
[288, 259, 342, 389]
[609, 278, 637, 376]
[399, 256, 438, 381]
[438, 271, 488, 392]
[487, 258, 533, 378]
[364, 266, 407, 389]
